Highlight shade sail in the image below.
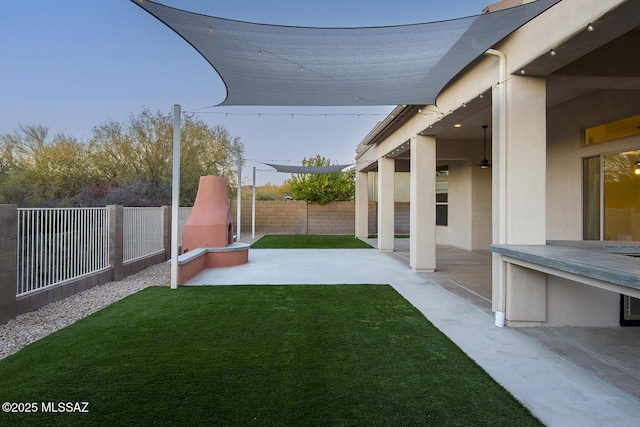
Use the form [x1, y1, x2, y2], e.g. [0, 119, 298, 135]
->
[132, 0, 560, 106]
[264, 163, 352, 174]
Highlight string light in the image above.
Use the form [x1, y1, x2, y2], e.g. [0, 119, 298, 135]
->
[184, 109, 389, 118]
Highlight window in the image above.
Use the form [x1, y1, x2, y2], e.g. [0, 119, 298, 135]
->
[436, 180, 449, 227]
[436, 166, 449, 176]
[584, 114, 640, 145]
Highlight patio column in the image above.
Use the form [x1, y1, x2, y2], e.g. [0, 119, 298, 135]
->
[492, 74, 547, 326]
[377, 157, 395, 252]
[410, 135, 436, 272]
[355, 169, 369, 239]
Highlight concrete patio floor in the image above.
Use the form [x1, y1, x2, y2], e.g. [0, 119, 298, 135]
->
[185, 239, 640, 426]
[387, 238, 640, 406]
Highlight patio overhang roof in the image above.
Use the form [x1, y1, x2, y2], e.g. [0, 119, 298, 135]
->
[132, 0, 561, 106]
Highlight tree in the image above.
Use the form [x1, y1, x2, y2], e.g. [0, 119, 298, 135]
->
[89, 108, 244, 205]
[286, 155, 355, 204]
[179, 114, 243, 204]
[241, 182, 292, 201]
[0, 125, 94, 206]
[0, 109, 243, 207]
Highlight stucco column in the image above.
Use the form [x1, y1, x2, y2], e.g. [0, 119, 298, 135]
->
[492, 75, 547, 326]
[355, 169, 369, 239]
[410, 135, 436, 272]
[377, 157, 395, 252]
[506, 76, 546, 245]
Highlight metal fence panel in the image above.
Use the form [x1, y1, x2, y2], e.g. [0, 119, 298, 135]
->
[17, 208, 110, 296]
[178, 207, 192, 244]
[123, 207, 165, 263]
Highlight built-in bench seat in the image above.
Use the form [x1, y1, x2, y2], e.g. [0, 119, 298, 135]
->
[490, 241, 640, 299]
[168, 243, 250, 285]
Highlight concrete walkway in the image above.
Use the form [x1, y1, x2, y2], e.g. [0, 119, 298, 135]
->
[185, 246, 640, 427]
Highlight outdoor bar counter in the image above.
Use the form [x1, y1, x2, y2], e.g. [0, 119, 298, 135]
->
[490, 241, 640, 299]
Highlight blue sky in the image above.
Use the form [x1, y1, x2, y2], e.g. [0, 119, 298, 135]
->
[1, 0, 491, 185]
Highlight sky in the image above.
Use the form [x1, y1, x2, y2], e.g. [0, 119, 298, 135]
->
[1, 0, 492, 185]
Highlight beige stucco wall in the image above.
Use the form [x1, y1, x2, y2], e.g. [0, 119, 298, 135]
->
[436, 226, 450, 246]
[472, 167, 493, 249]
[364, 136, 493, 251]
[368, 172, 410, 202]
[523, 88, 640, 326]
[367, 162, 491, 250]
[546, 276, 620, 326]
[449, 164, 472, 250]
[446, 164, 492, 251]
[546, 89, 640, 240]
[439, 140, 492, 251]
[541, 88, 640, 326]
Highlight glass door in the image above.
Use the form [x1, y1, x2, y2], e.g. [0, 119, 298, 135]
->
[603, 150, 640, 241]
[583, 150, 640, 324]
[584, 150, 640, 241]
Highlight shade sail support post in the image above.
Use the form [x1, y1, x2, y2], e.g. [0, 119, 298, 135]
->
[170, 104, 181, 290]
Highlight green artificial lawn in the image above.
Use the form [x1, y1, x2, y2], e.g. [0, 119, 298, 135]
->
[0, 286, 542, 426]
[251, 234, 373, 249]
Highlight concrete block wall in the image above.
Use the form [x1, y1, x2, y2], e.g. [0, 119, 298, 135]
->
[109, 205, 124, 281]
[394, 202, 410, 234]
[229, 200, 410, 236]
[368, 201, 377, 235]
[249, 201, 307, 234]
[0, 205, 18, 324]
[366, 202, 410, 235]
[308, 202, 355, 234]
[231, 200, 355, 235]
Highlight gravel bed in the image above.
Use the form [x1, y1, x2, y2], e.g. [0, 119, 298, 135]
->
[0, 232, 265, 361]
